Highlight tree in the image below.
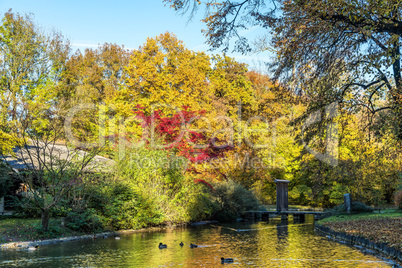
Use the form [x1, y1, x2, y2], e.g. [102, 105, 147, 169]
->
[0, 11, 69, 155]
[209, 54, 255, 119]
[120, 33, 256, 158]
[165, 0, 402, 141]
[124, 32, 212, 114]
[60, 43, 130, 105]
[11, 124, 99, 230]
[0, 11, 101, 230]
[59, 43, 130, 144]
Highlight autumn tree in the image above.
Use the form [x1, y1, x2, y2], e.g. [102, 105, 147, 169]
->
[123, 32, 212, 114]
[166, 0, 402, 141]
[0, 11, 101, 230]
[59, 43, 130, 144]
[121, 33, 255, 154]
[0, 11, 69, 154]
[209, 54, 255, 119]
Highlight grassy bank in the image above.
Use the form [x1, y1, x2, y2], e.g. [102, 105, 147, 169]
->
[0, 217, 90, 244]
[317, 209, 402, 250]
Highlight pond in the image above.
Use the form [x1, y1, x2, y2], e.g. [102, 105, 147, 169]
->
[0, 216, 394, 267]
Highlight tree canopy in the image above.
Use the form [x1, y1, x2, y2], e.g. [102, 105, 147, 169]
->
[166, 0, 402, 141]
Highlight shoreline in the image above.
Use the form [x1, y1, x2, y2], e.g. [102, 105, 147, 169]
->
[0, 220, 219, 250]
[315, 224, 402, 265]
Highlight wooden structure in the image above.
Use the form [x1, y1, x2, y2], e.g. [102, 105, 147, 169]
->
[242, 179, 326, 221]
[275, 179, 289, 212]
[243, 210, 325, 221]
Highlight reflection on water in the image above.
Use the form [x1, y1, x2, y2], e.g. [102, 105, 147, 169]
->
[0, 216, 393, 267]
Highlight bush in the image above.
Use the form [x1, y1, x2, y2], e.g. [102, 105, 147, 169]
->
[211, 180, 262, 222]
[35, 222, 63, 237]
[10, 196, 42, 218]
[65, 209, 104, 232]
[351, 201, 374, 213]
[395, 191, 402, 209]
[329, 201, 374, 215]
[112, 147, 216, 227]
[101, 180, 164, 230]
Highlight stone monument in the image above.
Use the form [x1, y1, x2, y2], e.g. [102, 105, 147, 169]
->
[343, 193, 352, 214]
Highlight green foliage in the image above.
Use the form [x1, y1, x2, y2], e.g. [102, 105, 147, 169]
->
[114, 147, 216, 226]
[65, 209, 104, 232]
[212, 180, 262, 221]
[102, 180, 163, 229]
[10, 196, 42, 218]
[78, 146, 217, 230]
[34, 223, 63, 237]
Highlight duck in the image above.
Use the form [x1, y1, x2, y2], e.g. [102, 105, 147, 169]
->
[221, 257, 234, 263]
[158, 242, 167, 249]
[114, 235, 121, 240]
[179, 242, 184, 247]
[27, 245, 39, 250]
[190, 243, 198, 248]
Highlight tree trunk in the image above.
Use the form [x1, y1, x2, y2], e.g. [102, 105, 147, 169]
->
[395, 92, 402, 142]
[41, 209, 50, 231]
[392, 40, 402, 141]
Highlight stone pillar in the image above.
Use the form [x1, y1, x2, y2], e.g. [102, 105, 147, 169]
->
[275, 179, 290, 212]
[343, 193, 352, 214]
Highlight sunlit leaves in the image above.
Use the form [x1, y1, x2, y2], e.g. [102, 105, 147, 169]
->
[124, 32, 212, 114]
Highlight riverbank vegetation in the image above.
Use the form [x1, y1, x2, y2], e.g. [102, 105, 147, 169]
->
[0, 6, 401, 236]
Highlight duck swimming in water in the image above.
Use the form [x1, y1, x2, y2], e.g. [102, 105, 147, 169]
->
[190, 243, 198, 248]
[179, 242, 184, 247]
[27, 245, 39, 250]
[221, 257, 234, 263]
[158, 242, 167, 249]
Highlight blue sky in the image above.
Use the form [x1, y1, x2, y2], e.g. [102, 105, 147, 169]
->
[0, 1, 271, 71]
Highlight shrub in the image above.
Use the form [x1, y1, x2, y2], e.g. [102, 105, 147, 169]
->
[35, 222, 63, 237]
[65, 209, 104, 232]
[351, 201, 374, 213]
[329, 201, 374, 215]
[101, 180, 164, 230]
[113, 147, 216, 227]
[10, 196, 42, 218]
[186, 186, 217, 221]
[211, 180, 262, 222]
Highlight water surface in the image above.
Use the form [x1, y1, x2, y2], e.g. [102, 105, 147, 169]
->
[0, 216, 393, 267]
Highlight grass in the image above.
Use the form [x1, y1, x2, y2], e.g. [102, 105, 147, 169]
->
[0, 216, 87, 244]
[317, 209, 402, 250]
[318, 209, 402, 224]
